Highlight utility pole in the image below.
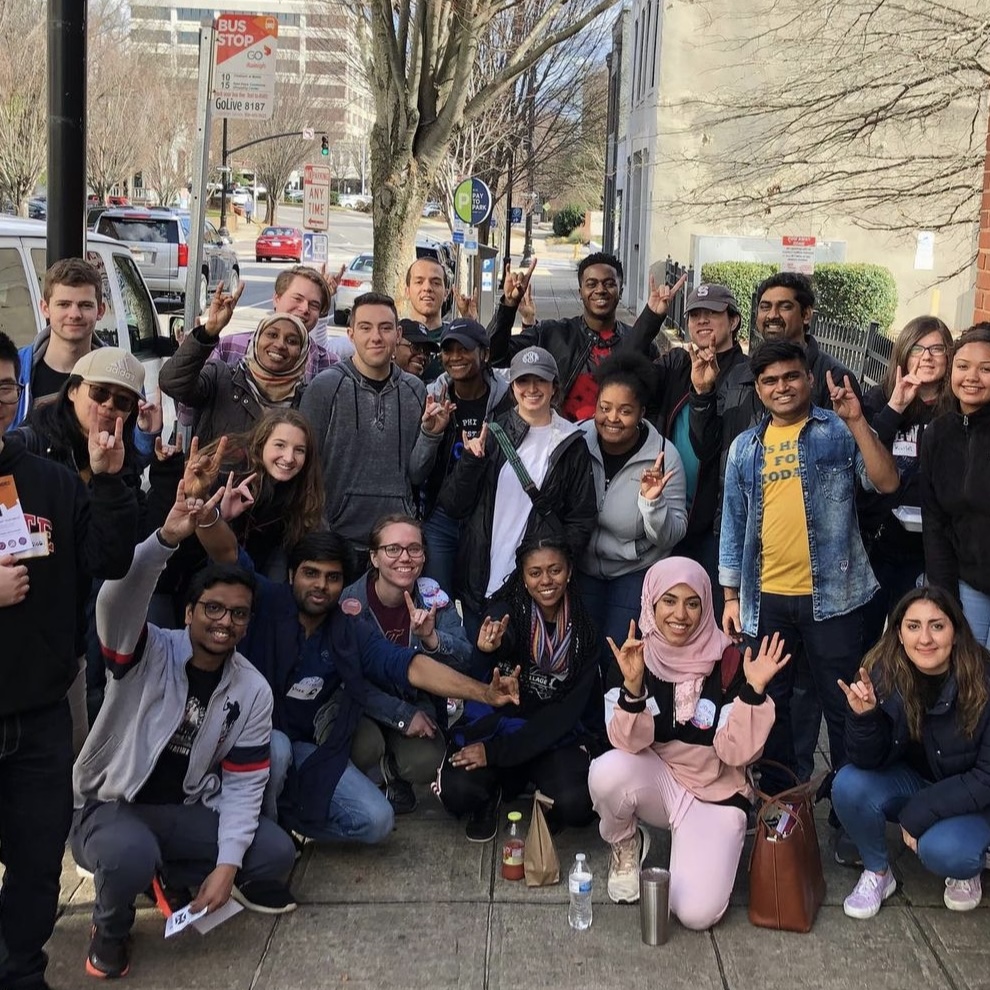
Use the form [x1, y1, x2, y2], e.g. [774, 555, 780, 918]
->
[521, 64, 537, 265]
[218, 118, 230, 237]
[47, 0, 88, 267]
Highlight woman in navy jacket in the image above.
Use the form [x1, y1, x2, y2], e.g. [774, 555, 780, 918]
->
[832, 586, 990, 920]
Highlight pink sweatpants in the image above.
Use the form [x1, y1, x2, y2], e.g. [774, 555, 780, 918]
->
[588, 747, 747, 930]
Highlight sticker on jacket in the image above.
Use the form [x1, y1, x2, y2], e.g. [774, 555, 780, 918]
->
[691, 698, 717, 730]
[287, 676, 324, 701]
[417, 577, 450, 609]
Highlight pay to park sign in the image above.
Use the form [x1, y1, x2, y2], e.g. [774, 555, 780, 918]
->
[213, 14, 278, 119]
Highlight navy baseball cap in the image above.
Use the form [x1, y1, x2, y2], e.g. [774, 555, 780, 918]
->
[398, 319, 439, 351]
[440, 318, 488, 350]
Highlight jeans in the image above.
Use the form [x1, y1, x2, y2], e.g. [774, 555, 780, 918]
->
[861, 555, 924, 651]
[70, 800, 296, 939]
[576, 569, 647, 687]
[832, 762, 990, 878]
[673, 528, 723, 623]
[422, 509, 460, 601]
[959, 580, 990, 648]
[266, 730, 394, 844]
[790, 648, 822, 782]
[754, 593, 864, 797]
[0, 701, 74, 989]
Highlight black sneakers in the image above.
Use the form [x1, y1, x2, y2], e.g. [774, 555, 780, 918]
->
[381, 752, 418, 814]
[465, 788, 501, 843]
[231, 880, 298, 915]
[86, 926, 130, 979]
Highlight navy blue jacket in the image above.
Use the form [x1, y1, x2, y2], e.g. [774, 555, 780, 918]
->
[844, 668, 990, 838]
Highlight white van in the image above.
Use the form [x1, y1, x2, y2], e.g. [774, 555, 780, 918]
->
[0, 217, 173, 394]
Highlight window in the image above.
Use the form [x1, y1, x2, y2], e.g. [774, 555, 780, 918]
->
[112, 255, 159, 355]
[97, 217, 179, 244]
[0, 247, 39, 348]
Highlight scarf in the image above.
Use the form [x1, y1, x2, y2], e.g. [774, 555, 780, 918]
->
[243, 313, 310, 405]
[639, 556, 733, 724]
[529, 594, 573, 675]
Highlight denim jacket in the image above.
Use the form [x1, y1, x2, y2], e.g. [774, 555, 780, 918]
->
[718, 406, 879, 636]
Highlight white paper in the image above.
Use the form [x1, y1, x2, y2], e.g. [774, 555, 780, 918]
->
[914, 231, 935, 271]
[164, 902, 208, 939]
[191, 898, 243, 935]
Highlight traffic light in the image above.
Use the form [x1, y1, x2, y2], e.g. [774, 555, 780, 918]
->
[320, 136, 329, 156]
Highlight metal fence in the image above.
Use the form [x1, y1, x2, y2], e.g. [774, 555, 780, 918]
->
[661, 256, 693, 341]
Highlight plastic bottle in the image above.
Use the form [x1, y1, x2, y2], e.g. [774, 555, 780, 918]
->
[501, 811, 525, 881]
[568, 852, 593, 930]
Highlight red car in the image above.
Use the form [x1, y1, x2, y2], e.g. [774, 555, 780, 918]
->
[255, 225, 303, 263]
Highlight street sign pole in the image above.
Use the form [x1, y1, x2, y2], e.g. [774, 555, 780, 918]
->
[218, 118, 229, 237]
[184, 20, 215, 335]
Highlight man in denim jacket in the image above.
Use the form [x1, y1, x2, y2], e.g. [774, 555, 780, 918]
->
[718, 341, 898, 819]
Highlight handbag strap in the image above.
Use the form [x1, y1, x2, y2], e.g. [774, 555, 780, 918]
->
[488, 419, 541, 501]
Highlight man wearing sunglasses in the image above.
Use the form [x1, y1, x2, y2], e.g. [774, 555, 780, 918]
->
[71, 478, 298, 980]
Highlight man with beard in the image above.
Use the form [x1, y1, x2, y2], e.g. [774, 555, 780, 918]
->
[200, 524, 520, 845]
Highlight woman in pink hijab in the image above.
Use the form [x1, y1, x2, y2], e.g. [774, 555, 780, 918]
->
[587, 556, 790, 929]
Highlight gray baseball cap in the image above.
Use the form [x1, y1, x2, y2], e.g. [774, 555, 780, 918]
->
[685, 283, 739, 314]
[509, 346, 558, 383]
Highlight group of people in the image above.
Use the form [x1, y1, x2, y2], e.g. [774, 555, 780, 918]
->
[2, 246, 990, 990]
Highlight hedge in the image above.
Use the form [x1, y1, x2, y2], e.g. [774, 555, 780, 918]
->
[699, 261, 898, 339]
[552, 205, 584, 237]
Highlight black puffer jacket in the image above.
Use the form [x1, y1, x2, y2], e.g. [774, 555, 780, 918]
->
[437, 409, 597, 614]
[919, 403, 990, 598]
[845, 667, 990, 838]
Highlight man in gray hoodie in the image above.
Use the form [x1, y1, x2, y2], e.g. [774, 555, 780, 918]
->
[299, 292, 453, 556]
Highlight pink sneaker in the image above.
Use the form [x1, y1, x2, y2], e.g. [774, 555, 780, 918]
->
[944, 876, 982, 911]
[843, 869, 897, 919]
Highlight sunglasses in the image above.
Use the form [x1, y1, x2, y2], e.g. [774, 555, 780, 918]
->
[87, 383, 137, 414]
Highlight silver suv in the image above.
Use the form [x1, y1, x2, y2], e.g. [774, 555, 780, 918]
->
[96, 207, 239, 311]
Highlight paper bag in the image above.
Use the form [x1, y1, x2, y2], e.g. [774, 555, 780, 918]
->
[524, 791, 559, 886]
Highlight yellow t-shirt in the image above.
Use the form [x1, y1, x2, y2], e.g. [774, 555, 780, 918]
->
[760, 419, 813, 595]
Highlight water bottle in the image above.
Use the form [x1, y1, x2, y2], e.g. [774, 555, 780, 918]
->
[568, 852, 593, 930]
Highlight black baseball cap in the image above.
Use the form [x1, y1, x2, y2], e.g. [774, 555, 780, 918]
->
[684, 283, 739, 314]
[398, 319, 439, 351]
[440, 318, 488, 350]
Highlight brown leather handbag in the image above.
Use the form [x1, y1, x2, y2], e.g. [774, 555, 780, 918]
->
[748, 764, 827, 932]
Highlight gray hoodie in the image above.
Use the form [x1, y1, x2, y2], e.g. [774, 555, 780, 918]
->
[299, 358, 433, 546]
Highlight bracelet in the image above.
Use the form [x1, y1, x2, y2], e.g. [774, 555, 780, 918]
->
[724, 595, 739, 603]
[197, 506, 221, 529]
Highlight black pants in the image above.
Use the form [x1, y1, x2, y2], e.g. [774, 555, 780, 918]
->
[439, 743, 594, 831]
[0, 700, 74, 989]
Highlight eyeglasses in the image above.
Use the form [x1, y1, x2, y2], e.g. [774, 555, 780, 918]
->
[397, 341, 430, 356]
[908, 343, 947, 357]
[0, 381, 23, 405]
[198, 600, 252, 625]
[377, 543, 426, 560]
[582, 278, 619, 291]
[87, 383, 137, 414]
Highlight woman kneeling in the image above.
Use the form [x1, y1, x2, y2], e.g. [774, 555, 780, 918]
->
[588, 558, 788, 930]
[833, 586, 990, 919]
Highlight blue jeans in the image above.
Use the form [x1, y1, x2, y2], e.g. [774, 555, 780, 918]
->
[576, 569, 647, 687]
[422, 509, 460, 601]
[959, 580, 990, 648]
[861, 555, 924, 651]
[266, 730, 393, 844]
[832, 762, 990, 878]
[754, 593, 864, 797]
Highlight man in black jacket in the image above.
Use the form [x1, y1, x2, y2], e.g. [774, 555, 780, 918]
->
[0, 330, 138, 990]
[487, 252, 683, 421]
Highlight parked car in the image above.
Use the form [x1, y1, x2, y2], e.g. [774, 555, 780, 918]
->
[255, 225, 303, 263]
[333, 253, 374, 325]
[284, 187, 304, 203]
[96, 207, 239, 312]
[339, 193, 371, 209]
[421, 202, 442, 218]
[88, 205, 110, 230]
[27, 198, 46, 220]
[0, 216, 172, 378]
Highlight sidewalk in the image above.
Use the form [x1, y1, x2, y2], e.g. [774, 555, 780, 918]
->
[40, 773, 986, 990]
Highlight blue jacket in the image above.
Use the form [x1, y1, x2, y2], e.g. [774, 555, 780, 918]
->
[237, 557, 415, 825]
[719, 406, 879, 636]
[845, 668, 990, 838]
[339, 572, 474, 731]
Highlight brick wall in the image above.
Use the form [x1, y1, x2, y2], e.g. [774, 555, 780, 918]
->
[978, 116, 990, 324]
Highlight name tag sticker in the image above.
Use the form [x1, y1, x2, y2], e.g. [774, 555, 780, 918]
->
[892, 439, 917, 458]
[287, 676, 324, 701]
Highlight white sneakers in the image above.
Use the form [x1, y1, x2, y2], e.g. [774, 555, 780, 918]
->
[843, 869, 897, 919]
[944, 876, 982, 911]
[606, 824, 651, 904]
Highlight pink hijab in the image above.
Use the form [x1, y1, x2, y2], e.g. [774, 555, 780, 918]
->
[639, 557, 733, 723]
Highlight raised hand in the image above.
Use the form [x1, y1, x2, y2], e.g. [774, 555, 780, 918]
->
[689, 342, 719, 394]
[160, 478, 225, 546]
[220, 470, 257, 522]
[321, 262, 347, 298]
[477, 613, 510, 653]
[422, 384, 456, 435]
[202, 280, 245, 336]
[0, 554, 29, 606]
[484, 664, 521, 707]
[404, 589, 438, 646]
[137, 392, 163, 435]
[639, 450, 675, 501]
[606, 619, 646, 696]
[462, 421, 488, 459]
[888, 365, 923, 414]
[456, 288, 479, 320]
[504, 257, 537, 307]
[154, 433, 185, 462]
[647, 272, 687, 317]
[519, 282, 537, 326]
[743, 632, 792, 693]
[838, 666, 878, 715]
[88, 408, 125, 476]
[826, 370, 863, 423]
[182, 435, 228, 501]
